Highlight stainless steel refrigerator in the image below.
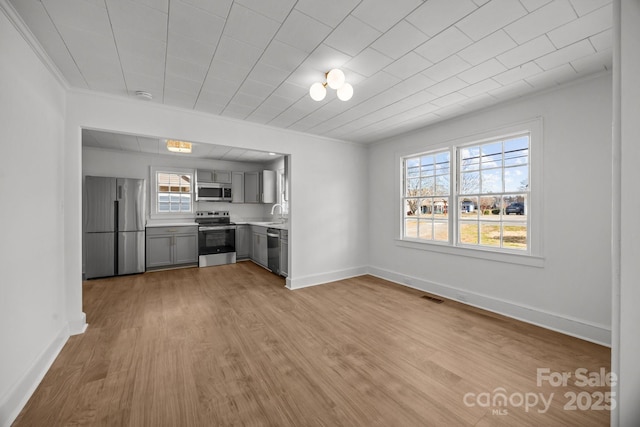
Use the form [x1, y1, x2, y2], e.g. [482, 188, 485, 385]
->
[84, 176, 146, 279]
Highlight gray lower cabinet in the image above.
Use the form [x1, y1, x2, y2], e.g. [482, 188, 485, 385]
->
[280, 230, 288, 277]
[146, 226, 198, 270]
[235, 224, 251, 260]
[251, 226, 268, 267]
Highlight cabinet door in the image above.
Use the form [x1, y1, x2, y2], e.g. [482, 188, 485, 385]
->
[258, 234, 268, 266]
[231, 172, 244, 203]
[244, 172, 260, 203]
[196, 170, 214, 182]
[262, 170, 276, 204]
[174, 233, 198, 264]
[235, 225, 250, 259]
[280, 239, 288, 277]
[146, 235, 173, 268]
[214, 170, 232, 184]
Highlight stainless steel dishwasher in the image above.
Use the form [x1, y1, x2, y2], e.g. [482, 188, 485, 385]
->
[267, 228, 280, 275]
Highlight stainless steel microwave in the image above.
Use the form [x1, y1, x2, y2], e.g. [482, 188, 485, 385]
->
[195, 183, 232, 202]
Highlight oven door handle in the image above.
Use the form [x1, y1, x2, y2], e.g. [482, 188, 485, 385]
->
[199, 225, 237, 231]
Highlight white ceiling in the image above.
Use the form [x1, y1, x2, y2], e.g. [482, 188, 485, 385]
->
[9, 0, 612, 145]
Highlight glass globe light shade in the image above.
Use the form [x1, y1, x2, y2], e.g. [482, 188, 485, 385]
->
[326, 69, 346, 89]
[309, 82, 326, 101]
[336, 82, 353, 101]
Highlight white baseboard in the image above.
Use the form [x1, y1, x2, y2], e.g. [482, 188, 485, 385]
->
[287, 266, 368, 290]
[0, 325, 70, 427]
[68, 311, 88, 336]
[367, 266, 611, 347]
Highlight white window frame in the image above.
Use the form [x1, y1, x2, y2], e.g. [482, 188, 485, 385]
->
[150, 166, 195, 219]
[395, 119, 544, 267]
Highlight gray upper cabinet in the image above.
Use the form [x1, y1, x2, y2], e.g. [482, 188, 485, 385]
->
[231, 172, 244, 203]
[196, 169, 232, 184]
[244, 170, 276, 204]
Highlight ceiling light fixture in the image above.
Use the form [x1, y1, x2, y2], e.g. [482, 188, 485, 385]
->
[309, 69, 353, 102]
[166, 139, 192, 153]
[135, 90, 153, 101]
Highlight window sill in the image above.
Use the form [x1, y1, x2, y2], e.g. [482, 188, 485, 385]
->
[395, 239, 545, 268]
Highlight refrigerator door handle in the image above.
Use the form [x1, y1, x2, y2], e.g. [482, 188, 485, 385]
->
[118, 185, 123, 199]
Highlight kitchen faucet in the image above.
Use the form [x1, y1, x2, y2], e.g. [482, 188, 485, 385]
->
[270, 203, 285, 222]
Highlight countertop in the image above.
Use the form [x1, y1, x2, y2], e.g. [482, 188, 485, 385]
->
[241, 221, 288, 230]
[145, 221, 198, 227]
[145, 220, 288, 230]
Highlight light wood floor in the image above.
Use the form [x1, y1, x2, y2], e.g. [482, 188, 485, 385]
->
[14, 262, 610, 426]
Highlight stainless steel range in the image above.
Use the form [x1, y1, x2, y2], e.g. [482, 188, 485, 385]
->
[195, 211, 236, 267]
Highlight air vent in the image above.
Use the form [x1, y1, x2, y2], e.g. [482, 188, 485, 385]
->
[421, 295, 444, 304]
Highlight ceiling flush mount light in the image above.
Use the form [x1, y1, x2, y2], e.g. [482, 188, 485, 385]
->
[166, 139, 192, 153]
[135, 90, 153, 101]
[309, 69, 353, 102]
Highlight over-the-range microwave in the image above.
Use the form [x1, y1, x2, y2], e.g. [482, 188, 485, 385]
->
[195, 183, 232, 202]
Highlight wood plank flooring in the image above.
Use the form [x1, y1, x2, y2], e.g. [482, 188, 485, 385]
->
[14, 262, 611, 426]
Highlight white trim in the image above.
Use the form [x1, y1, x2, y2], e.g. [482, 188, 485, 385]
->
[0, 325, 69, 427]
[149, 166, 195, 220]
[367, 266, 611, 347]
[67, 312, 88, 336]
[0, 0, 70, 90]
[286, 266, 369, 290]
[395, 118, 544, 259]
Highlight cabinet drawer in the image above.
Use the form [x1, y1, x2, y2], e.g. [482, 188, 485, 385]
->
[146, 225, 198, 236]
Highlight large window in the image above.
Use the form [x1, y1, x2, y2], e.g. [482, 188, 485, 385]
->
[156, 172, 192, 213]
[402, 130, 533, 255]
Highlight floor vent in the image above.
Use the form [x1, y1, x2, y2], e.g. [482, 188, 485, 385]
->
[421, 295, 444, 304]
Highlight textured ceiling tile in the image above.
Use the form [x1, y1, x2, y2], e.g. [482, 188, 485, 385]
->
[261, 40, 309, 73]
[167, 33, 216, 65]
[431, 92, 468, 107]
[488, 79, 534, 100]
[496, 35, 556, 69]
[518, 0, 554, 12]
[414, 26, 473, 63]
[547, 4, 612, 48]
[458, 78, 502, 97]
[223, 3, 280, 50]
[302, 44, 353, 72]
[428, 76, 469, 97]
[323, 16, 381, 57]
[352, 0, 423, 32]
[370, 20, 430, 60]
[344, 48, 395, 77]
[295, 0, 360, 27]
[384, 52, 433, 80]
[504, 0, 577, 45]
[106, 0, 168, 41]
[569, 0, 612, 16]
[422, 55, 472, 82]
[571, 48, 612, 73]
[43, 0, 111, 35]
[406, 0, 477, 37]
[590, 29, 612, 51]
[168, 1, 225, 46]
[234, 0, 296, 22]
[275, 9, 332, 53]
[455, 0, 527, 41]
[493, 61, 543, 85]
[535, 39, 595, 70]
[458, 59, 507, 84]
[458, 30, 517, 66]
[526, 63, 577, 88]
[181, 0, 232, 19]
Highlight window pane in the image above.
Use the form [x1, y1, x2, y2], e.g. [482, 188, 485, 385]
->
[433, 199, 448, 218]
[405, 218, 418, 238]
[418, 219, 433, 240]
[460, 172, 480, 194]
[480, 223, 501, 247]
[481, 142, 503, 168]
[419, 199, 432, 217]
[460, 222, 478, 245]
[420, 177, 435, 196]
[435, 152, 450, 174]
[504, 165, 528, 192]
[405, 199, 419, 217]
[504, 195, 527, 219]
[434, 222, 448, 241]
[421, 156, 435, 176]
[406, 158, 420, 178]
[435, 175, 449, 196]
[460, 146, 480, 171]
[459, 197, 478, 219]
[480, 196, 501, 218]
[481, 168, 502, 194]
[503, 224, 527, 250]
[406, 178, 420, 196]
[504, 136, 529, 166]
